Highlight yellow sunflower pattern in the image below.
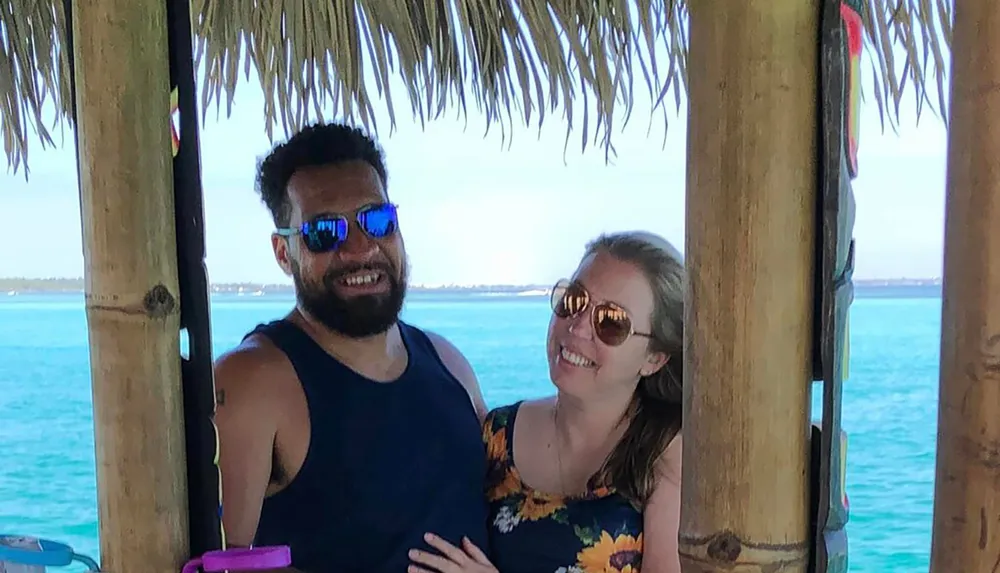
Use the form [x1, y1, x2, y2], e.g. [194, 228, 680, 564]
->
[482, 404, 646, 572]
[576, 531, 643, 573]
[484, 424, 520, 502]
[518, 492, 565, 521]
[483, 407, 568, 523]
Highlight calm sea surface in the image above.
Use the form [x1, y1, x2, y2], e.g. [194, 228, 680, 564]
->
[0, 288, 941, 572]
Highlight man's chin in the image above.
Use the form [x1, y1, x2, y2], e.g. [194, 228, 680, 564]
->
[300, 298, 402, 338]
[324, 314, 399, 339]
[334, 290, 390, 304]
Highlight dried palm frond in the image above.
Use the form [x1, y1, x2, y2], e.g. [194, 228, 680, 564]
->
[1, 0, 72, 177]
[1, 0, 953, 178]
[191, 0, 689, 160]
[863, 0, 953, 129]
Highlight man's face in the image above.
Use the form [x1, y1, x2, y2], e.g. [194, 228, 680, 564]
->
[272, 160, 408, 338]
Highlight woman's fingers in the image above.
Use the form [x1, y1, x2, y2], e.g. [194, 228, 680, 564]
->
[461, 537, 492, 567]
[409, 548, 457, 573]
[424, 533, 470, 565]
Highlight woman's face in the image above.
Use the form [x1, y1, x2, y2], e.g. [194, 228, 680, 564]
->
[547, 250, 667, 401]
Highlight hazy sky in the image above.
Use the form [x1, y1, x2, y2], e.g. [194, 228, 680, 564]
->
[0, 47, 949, 286]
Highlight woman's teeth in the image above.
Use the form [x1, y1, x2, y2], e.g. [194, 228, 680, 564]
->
[560, 346, 595, 368]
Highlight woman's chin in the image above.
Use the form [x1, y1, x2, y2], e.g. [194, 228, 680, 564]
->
[549, 357, 595, 392]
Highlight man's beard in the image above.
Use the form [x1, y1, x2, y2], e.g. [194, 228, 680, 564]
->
[292, 259, 407, 338]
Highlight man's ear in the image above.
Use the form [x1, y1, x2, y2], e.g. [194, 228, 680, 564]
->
[272, 234, 294, 277]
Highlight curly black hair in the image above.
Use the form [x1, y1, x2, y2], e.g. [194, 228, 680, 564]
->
[255, 122, 388, 226]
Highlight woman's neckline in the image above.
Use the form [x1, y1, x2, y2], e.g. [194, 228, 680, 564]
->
[507, 400, 616, 501]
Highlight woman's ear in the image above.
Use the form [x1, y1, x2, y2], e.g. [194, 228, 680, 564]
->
[640, 352, 669, 378]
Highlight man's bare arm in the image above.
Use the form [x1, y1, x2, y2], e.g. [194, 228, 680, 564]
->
[215, 345, 311, 572]
[213, 343, 282, 548]
[425, 330, 488, 422]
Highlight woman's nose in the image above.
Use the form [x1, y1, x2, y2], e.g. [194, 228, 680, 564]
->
[566, 308, 594, 340]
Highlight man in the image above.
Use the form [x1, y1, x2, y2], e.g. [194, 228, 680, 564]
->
[213, 122, 490, 573]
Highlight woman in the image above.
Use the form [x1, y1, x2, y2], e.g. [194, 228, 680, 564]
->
[410, 231, 684, 573]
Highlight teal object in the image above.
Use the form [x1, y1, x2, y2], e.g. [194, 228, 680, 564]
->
[0, 535, 100, 571]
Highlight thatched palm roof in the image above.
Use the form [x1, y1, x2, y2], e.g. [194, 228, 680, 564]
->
[2, 0, 951, 177]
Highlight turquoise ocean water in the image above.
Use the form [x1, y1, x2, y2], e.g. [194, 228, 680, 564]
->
[0, 289, 940, 572]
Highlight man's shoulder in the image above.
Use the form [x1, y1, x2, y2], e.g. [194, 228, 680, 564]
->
[409, 325, 487, 420]
[417, 328, 468, 366]
[213, 334, 295, 406]
[215, 333, 286, 374]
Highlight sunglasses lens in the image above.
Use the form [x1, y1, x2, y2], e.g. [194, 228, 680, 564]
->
[551, 280, 588, 318]
[302, 217, 348, 252]
[593, 304, 632, 346]
[551, 280, 635, 346]
[359, 203, 398, 238]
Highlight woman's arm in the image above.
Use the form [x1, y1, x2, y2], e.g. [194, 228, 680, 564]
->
[641, 434, 683, 573]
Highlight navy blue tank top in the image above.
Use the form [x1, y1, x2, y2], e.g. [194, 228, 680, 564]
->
[246, 319, 488, 572]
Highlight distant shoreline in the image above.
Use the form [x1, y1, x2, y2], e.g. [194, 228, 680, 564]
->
[0, 277, 943, 295]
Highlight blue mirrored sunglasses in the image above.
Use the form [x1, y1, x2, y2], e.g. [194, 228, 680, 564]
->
[275, 202, 399, 253]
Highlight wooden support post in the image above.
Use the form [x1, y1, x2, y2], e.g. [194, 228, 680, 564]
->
[680, 1, 818, 572]
[929, 1, 1000, 570]
[71, 1, 189, 572]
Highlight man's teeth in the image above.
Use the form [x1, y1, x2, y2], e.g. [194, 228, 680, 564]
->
[561, 346, 595, 368]
[343, 272, 381, 286]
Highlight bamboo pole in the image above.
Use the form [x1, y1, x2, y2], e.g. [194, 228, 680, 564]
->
[71, 1, 189, 572]
[680, 1, 818, 572]
[928, 0, 1000, 570]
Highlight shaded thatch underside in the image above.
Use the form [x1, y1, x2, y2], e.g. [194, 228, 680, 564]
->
[2, 0, 952, 177]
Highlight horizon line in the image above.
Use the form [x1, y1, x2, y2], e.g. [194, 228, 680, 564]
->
[0, 276, 945, 288]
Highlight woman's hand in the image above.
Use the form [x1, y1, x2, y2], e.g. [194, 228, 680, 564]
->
[408, 533, 497, 573]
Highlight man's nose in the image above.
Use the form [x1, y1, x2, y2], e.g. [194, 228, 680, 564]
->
[337, 222, 378, 261]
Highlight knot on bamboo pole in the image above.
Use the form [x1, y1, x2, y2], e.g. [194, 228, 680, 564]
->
[85, 285, 180, 319]
[679, 530, 808, 573]
[706, 531, 742, 561]
[143, 284, 177, 318]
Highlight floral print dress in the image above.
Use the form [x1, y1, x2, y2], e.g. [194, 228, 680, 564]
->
[483, 402, 644, 573]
